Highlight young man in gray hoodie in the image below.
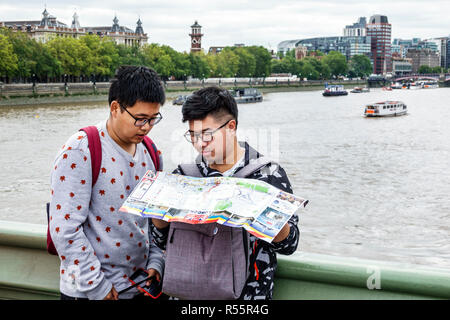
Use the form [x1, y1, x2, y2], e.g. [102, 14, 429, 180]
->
[49, 66, 165, 300]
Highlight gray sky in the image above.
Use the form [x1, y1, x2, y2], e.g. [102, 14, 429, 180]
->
[1, 0, 449, 52]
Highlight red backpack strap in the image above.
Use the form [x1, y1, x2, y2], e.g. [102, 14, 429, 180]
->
[79, 126, 102, 186]
[46, 126, 101, 256]
[143, 136, 161, 171]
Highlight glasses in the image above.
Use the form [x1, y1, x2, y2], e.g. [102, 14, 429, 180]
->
[121, 106, 163, 127]
[184, 119, 231, 143]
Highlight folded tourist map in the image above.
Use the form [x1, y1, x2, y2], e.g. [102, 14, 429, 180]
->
[119, 170, 308, 243]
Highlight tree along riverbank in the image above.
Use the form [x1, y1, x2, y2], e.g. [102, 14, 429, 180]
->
[0, 79, 366, 107]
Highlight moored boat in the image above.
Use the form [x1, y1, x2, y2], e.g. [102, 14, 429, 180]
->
[408, 82, 422, 90]
[391, 82, 403, 89]
[350, 87, 370, 93]
[172, 95, 188, 105]
[421, 81, 439, 89]
[229, 88, 263, 103]
[364, 101, 407, 117]
[322, 85, 348, 96]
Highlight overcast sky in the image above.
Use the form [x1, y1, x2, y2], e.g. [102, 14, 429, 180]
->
[1, 0, 449, 52]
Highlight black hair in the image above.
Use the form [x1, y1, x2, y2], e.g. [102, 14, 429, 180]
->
[108, 65, 166, 108]
[182, 86, 238, 126]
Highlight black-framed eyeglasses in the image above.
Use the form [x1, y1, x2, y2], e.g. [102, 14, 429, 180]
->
[121, 106, 163, 127]
[183, 119, 232, 143]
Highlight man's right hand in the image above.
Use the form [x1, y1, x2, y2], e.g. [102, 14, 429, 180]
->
[152, 218, 169, 230]
[103, 286, 119, 300]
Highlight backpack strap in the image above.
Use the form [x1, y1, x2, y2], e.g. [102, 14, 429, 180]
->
[233, 156, 272, 178]
[178, 164, 203, 177]
[178, 156, 271, 179]
[143, 136, 161, 171]
[79, 126, 102, 187]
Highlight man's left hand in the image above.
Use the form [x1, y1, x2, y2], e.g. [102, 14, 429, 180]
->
[146, 268, 161, 287]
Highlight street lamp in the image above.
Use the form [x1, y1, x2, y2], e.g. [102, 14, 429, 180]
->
[32, 74, 36, 95]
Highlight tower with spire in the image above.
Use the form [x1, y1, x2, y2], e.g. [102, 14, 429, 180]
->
[189, 20, 203, 53]
[111, 15, 120, 32]
[135, 18, 144, 35]
[40, 7, 50, 28]
[71, 12, 80, 30]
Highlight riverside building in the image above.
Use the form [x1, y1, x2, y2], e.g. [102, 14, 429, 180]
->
[0, 8, 148, 46]
[406, 48, 441, 73]
[277, 36, 371, 60]
[366, 15, 392, 74]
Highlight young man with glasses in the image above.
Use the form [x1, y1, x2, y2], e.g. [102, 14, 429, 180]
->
[152, 86, 299, 300]
[49, 66, 165, 300]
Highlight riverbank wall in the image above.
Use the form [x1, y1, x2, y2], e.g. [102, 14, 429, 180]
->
[0, 79, 366, 106]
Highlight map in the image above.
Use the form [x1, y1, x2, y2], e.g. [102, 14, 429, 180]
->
[119, 170, 308, 242]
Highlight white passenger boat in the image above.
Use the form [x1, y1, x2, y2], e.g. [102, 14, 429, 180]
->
[420, 81, 439, 89]
[364, 101, 407, 117]
[391, 82, 403, 89]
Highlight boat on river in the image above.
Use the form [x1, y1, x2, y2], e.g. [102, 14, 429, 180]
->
[1, 220, 450, 300]
[420, 80, 439, 89]
[172, 95, 188, 105]
[229, 88, 263, 103]
[322, 84, 348, 96]
[364, 101, 407, 117]
[391, 82, 403, 89]
[351, 87, 370, 93]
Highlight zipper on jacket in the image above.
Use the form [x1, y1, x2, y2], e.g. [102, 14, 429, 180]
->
[169, 229, 176, 243]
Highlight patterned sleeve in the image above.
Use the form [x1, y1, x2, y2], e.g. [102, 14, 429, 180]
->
[50, 147, 112, 300]
[270, 213, 299, 255]
[150, 223, 169, 251]
[254, 163, 300, 255]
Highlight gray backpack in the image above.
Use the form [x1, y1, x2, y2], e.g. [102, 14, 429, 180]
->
[162, 154, 272, 300]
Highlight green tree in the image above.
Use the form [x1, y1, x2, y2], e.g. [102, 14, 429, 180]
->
[160, 45, 191, 79]
[348, 54, 372, 78]
[431, 66, 442, 74]
[34, 41, 61, 81]
[47, 37, 91, 77]
[299, 60, 319, 79]
[211, 49, 239, 78]
[116, 44, 144, 67]
[79, 35, 120, 77]
[229, 47, 256, 77]
[417, 65, 433, 74]
[302, 57, 330, 79]
[271, 58, 290, 74]
[246, 46, 272, 77]
[3, 31, 35, 80]
[141, 43, 174, 79]
[322, 51, 348, 77]
[0, 33, 18, 78]
[188, 52, 210, 79]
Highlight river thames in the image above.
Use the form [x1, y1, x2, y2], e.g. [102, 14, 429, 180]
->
[1, 87, 449, 269]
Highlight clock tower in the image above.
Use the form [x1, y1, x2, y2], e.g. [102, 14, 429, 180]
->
[189, 21, 203, 53]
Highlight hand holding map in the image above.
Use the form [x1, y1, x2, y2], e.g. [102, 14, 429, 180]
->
[119, 170, 308, 243]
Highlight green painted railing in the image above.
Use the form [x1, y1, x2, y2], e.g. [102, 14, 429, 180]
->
[1, 220, 450, 300]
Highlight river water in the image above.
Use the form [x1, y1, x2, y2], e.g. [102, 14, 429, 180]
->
[1, 87, 449, 269]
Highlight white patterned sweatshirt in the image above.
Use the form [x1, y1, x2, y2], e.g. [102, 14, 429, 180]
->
[49, 120, 164, 300]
